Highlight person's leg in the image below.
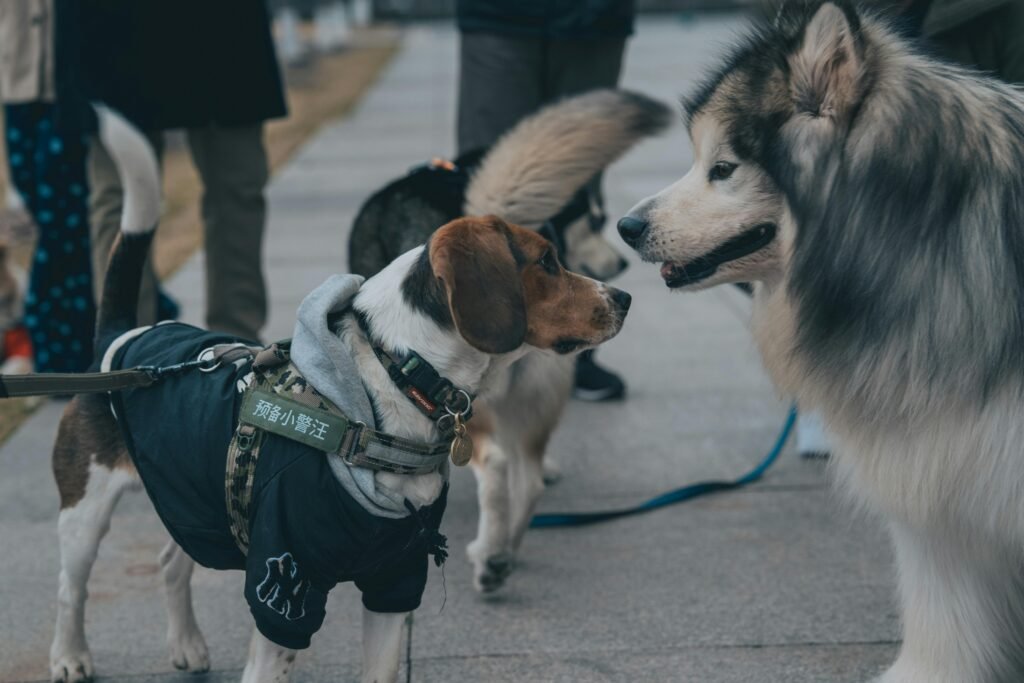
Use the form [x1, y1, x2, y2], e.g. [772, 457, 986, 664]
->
[457, 32, 545, 154]
[5, 103, 96, 372]
[544, 37, 631, 401]
[186, 125, 268, 342]
[546, 36, 627, 213]
[545, 36, 627, 100]
[88, 131, 164, 326]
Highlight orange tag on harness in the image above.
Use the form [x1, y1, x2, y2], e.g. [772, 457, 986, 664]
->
[429, 157, 457, 172]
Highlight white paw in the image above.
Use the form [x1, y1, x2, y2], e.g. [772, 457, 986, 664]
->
[50, 650, 94, 683]
[541, 461, 562, 485]
[168, 629, 210, 672]
[473, 552, 514, 593]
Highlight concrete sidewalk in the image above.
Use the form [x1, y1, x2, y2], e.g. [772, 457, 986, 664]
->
[0, 15, 899, 683]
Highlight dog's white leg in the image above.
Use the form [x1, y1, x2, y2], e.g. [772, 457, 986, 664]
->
[361, 608, 407, 683]
[467, 434, 513, 592]
[507, 445, 546, 554]
[50, 464, 135, 683]
[878, 522, 1024, 683]
[240, 628, 296, 683]
[159, 540, 210, 672]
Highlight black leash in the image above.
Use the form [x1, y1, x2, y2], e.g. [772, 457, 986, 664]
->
[0, 358, 212, 399]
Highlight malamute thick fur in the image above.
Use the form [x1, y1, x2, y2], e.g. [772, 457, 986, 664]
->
[620, 2, 1024, 680]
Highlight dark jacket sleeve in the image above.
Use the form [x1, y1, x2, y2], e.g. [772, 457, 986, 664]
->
[244, 477, 330, 650]
[55, 0, 287, 131]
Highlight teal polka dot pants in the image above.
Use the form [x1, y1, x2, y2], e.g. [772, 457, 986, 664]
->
[5, 103, 95, 373]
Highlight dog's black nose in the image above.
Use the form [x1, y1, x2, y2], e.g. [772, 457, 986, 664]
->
[617, 216, 649, 247]
[609, 287, 632, 313]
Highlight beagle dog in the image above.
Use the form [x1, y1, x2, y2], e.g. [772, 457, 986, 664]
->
[47, 108, 631, 683]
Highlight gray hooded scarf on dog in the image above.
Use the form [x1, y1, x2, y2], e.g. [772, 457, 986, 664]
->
[291, 273, 449, 518]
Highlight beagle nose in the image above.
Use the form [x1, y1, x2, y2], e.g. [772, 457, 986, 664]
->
[609, 287, 632, 313]
[617, 216, 649, 247]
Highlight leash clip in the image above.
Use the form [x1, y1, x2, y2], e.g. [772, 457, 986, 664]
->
[197, 346, 222, 373]
[136, 365, 162, 384]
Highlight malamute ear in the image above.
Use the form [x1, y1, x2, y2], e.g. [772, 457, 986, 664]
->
[788, 2, 864, 120]
[429, 216, 527, 354]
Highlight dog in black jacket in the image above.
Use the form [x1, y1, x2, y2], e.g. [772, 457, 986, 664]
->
[48, 106, 631, 683]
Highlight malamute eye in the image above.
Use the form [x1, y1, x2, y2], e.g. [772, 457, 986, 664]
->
[709, 161, 738, 182]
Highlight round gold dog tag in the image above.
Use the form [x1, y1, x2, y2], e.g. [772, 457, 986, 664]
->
[450, 434, 473, 466]
[449, 414, 473, 466]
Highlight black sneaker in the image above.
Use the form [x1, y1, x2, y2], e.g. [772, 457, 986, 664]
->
[573, 350, 626, 402]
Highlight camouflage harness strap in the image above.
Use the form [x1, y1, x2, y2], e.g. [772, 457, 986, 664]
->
[225, 341, 451, 555]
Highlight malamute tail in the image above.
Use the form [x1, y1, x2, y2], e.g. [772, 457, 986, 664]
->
[464, 89, 672, 226]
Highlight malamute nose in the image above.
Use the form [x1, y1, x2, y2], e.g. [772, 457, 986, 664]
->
[617, 216, 648, 247]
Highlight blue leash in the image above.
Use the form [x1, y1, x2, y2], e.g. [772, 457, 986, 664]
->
[529, 406, 798, 528]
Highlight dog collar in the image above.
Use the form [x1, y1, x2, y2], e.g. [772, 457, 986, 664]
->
[355, 313, 474, 432]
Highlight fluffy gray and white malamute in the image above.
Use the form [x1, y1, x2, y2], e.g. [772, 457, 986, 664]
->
[620, 2, 1024, 680]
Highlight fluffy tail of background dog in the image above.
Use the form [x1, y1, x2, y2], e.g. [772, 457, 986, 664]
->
[464, 89, 672, 226]
[92, 105, 161, 349]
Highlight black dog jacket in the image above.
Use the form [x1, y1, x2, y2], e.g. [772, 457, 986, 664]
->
[109, 323, 448, 650]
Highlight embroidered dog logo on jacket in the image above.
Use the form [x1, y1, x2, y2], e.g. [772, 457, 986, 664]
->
[256, 552, 309, 620]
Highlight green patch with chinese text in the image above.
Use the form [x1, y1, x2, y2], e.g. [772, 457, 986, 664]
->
[239, 388, 348, 453]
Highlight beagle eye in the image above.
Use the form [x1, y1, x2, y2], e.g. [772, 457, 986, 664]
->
[538, 249, 559, 275]
[708, 161, 738, 182]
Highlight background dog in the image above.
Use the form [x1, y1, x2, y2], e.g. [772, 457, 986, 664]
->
[349, 89, 670, 592]
[620, 2, 1024, 681]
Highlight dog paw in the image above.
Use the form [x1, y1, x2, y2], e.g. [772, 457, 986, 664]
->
[542, 461, 562, 485]
[50, 651, 94, 683]
[168, 630, 210, 672]
[474, 552, 514, 593]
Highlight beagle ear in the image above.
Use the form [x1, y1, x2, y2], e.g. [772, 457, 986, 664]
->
[429, 217, 527, 354]
[788, 2, 864, 120]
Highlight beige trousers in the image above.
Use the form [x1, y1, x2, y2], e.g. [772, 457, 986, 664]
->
[89, 125, 268, 341]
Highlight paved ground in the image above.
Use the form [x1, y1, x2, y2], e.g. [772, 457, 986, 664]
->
[0, 15, 901, 683]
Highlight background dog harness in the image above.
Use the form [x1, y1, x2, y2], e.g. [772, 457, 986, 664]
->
[110, 322, 448, 650]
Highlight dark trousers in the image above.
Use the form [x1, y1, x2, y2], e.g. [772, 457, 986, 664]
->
[4, 102, 96, 373]
[89, 125, 269, 340]
[457, 33, 627, 154]
[457, 32, 628, 378]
